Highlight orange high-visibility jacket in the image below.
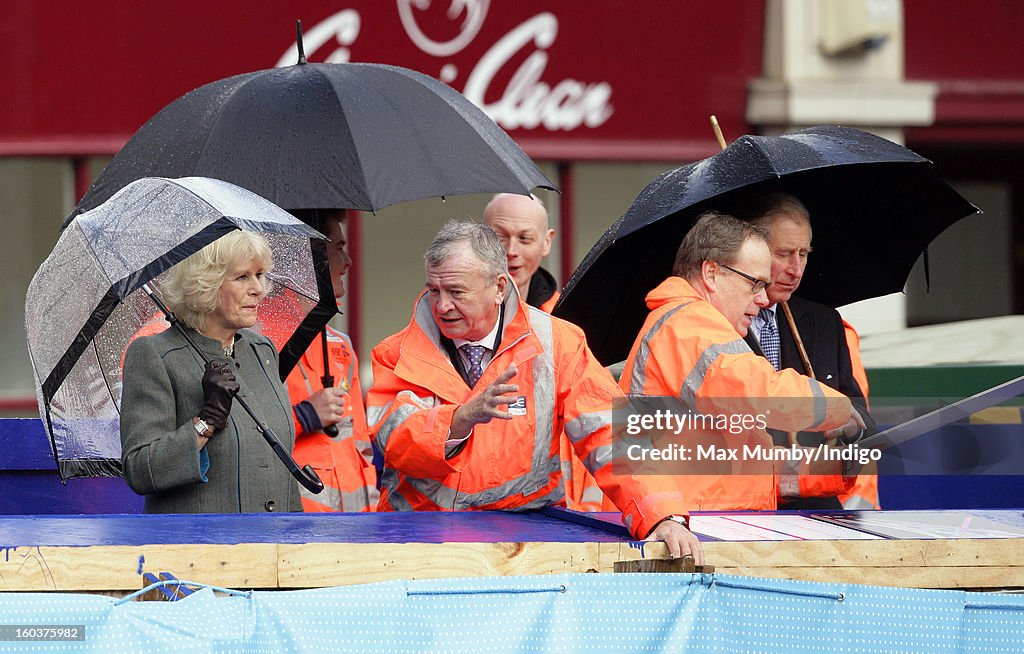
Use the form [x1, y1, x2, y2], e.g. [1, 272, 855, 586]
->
[285, 328, 378, 512]
[538, 289, 560, 314]
[839, 320, 880, 510]
[530, 285, 605, 513]
[620, 277, 855, 511]
[367, 289, 687, 539]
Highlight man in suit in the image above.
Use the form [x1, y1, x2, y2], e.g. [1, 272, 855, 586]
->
[739, 193, 878, 509]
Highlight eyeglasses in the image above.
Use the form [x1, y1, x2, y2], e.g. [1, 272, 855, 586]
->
[720, 264, 771, 294]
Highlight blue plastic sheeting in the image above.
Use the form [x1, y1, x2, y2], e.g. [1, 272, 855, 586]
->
[0, 511, 630, 547]
[1, 573, 1022, 653]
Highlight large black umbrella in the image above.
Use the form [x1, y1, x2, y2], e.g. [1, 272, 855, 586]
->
[64, 42, 557, 440]
[64, 59, 555, 224]
[555, 126, 979, 366]
[27, 176, 332, 486]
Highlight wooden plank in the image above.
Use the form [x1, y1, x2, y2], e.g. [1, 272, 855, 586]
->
[609, 539, 1024, 569]
[2, 538, 1022, 592]
[0, 544, 279, 592]
[278, 542, 603, 588]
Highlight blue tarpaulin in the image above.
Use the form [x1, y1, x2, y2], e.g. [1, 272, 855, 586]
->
[1, 573, 1021, 653]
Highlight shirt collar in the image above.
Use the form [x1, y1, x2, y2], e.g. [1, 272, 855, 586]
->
[453, 318, 501, 351]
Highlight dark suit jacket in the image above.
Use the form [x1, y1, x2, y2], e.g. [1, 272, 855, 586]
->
[745, 296, 876, 509]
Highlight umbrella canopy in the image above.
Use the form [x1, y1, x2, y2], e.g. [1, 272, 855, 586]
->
[555, 126, 979, 366]
[27, 177, 334, 480]
[64, 61, 556, 225]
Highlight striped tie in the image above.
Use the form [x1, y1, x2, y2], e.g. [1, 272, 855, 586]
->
[759, 308, 780, 370]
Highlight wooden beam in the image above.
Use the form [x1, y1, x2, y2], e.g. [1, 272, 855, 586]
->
[278, 542, 603, 588]
[0, 544, 279, 592]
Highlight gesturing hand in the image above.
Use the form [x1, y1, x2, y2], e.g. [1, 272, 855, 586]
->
[450, 364, 520, 439]
[198, 356, 240, 431]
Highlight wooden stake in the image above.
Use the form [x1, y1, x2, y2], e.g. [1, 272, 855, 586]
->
[710, 115, 728, 150]
[780, 300, 818, 447]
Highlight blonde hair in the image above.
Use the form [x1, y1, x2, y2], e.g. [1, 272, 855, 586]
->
[162, 230, 273, 331]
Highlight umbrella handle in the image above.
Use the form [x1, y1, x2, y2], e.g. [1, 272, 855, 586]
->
[321, 327, 339, 437]
[142, 284, 325, 495]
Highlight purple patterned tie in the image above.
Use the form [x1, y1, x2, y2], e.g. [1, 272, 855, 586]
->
[460, 344, 487, 387]
[759, 308, 780, 370]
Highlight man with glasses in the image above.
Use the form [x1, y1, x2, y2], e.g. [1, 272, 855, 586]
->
[619, 211, 864, 511]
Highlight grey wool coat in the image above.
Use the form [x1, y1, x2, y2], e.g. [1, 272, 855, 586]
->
[120, 326, 302, 513]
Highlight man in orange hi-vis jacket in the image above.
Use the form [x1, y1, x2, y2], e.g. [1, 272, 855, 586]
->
[367, 220, 703, 562]
[620, 211, 866, 511]
[483, 193, 604, 513]
[271, 211, 378, 512]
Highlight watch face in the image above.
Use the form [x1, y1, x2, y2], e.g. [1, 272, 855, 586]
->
[194, 419, 211, 436]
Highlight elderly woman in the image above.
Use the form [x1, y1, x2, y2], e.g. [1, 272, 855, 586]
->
[120, 230, 301, 513]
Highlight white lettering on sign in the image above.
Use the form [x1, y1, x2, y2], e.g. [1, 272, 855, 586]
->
[277, 5, 614, 132]
[462, 13, 613, 131]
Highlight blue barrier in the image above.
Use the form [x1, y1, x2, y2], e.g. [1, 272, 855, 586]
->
[0, 573, 1020, 653]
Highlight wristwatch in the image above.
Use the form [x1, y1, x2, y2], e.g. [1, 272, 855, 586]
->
[192, 417, 214, 438]
[665, 514, 689, 529]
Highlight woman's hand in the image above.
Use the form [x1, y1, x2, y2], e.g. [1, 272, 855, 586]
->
[198, 357, 240, 431]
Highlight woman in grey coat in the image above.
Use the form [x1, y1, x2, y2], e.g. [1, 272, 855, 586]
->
[120, 230, 302, 513]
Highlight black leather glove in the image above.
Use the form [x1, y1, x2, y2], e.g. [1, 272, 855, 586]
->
[198, 357, 239, 431]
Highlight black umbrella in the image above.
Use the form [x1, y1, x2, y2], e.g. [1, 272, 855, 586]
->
[64, 57, 555, 225]
[554, 126, 979, 366]
[64, 29, 557, 436]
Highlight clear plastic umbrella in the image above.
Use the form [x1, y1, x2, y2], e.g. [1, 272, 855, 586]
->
[26, 176, 333, 487]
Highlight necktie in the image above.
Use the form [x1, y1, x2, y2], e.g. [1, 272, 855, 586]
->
[759, 308, 780, 370]
[460, 344, 487, 387]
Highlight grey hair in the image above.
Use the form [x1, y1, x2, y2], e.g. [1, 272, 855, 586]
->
[737, 192, 811, 234]
[673, 211, 769, 280]
[424, 220, 509, 279]
[161, 230, 273, 332]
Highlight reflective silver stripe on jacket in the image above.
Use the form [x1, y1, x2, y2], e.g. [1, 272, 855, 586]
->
[628, 302, 692, 394]
[807, 378, 828, 429]
[680, 339, 751, 408]
[564, 409, 611, 444]
[374, 403, 419, 453]
[581, 485, 605, 505]
[582, 443, 614, 476]
[451, 308, 558, 509]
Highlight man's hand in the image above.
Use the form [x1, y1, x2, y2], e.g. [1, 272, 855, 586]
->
[646, 518, 704, 566]
[450, 365, 520, 439]
[825, 406, 866, 443]
[306, 386, 349, 428]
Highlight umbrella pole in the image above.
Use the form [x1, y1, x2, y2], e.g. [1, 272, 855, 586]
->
[710, 115, 816, 447]
[780, 301, 816, 379]
[320, 327, 340, 437]
[141, 284, 324, 494]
